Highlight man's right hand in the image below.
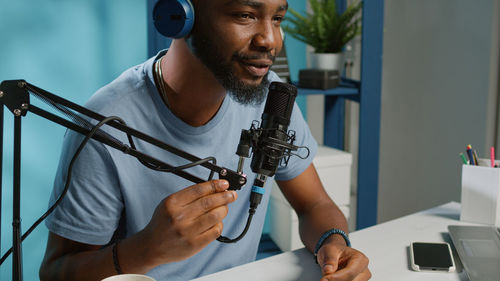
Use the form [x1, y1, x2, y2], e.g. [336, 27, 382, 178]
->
[39, 179, 237, 280]
[140, 179, 238, 265]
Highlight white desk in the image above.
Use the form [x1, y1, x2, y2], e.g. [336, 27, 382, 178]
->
[192, 202, 472, 281]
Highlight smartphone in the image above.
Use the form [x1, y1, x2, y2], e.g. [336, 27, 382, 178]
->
[410, 242, 455, 272]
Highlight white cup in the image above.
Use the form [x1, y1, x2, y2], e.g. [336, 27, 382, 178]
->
[102, 274, 155, 281]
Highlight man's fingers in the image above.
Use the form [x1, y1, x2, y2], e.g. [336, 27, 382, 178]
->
[321, 268, 371, 281]
[198, 222, 225, 244]
[317, 244, 370, 281]
[322, 264, 336, 275]
[191, 205, 230, 234]
[171, 180, 230, 205]
[321, 249, 370, 281]
[317, 245, 340, 274]
[177, 221, 224, 254]
[321, 269, 371, 281]
[183, 187, 237, 219]
[355, 269, 371, 281]
[195, 189, 237, 212]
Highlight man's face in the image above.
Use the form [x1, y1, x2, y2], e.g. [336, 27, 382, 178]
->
[190, 0, 287, 105]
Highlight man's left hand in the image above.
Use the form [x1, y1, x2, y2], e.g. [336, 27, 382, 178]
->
[316, 240, 371, 281]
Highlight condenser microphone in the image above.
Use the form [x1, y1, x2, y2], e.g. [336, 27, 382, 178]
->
[250, 81, 298, 177]
[220, 81, 308, 243]
[235, 81, 303, 211]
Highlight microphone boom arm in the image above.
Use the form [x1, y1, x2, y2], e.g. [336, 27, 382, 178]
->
[0, 80, 247, 189]
[0, 79, 247, 281]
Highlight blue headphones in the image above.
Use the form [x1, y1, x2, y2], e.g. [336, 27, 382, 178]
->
[153, 0, 194, 38]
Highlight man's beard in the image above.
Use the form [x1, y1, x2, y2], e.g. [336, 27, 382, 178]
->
[190, 30, 273, 105]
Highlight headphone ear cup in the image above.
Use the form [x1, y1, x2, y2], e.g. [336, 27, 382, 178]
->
[153, 0, 194, 38]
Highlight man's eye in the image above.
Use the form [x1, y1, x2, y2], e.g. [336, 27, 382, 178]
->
[273, 16, 284, 23]
[234, 13, 254, 20]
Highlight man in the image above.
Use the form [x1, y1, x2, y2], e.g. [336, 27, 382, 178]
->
[39, 0, 371, 280]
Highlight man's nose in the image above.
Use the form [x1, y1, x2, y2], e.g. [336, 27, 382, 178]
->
[251, 21, 281, 53]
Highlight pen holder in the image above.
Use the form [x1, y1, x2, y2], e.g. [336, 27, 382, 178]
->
[460, 160, 500, 226]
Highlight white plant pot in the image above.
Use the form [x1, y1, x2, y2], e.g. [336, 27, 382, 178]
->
[309, 52, 344, 72]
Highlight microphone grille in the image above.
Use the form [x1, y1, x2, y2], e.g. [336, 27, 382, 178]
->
[264, 82, 298, 120]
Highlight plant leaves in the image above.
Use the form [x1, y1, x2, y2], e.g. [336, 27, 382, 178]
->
[284, 0, 362, 53]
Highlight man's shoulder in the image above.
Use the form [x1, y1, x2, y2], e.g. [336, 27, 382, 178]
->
[85, 57, 155, 114]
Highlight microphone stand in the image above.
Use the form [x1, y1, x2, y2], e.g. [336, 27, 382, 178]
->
[0, 79, 247, 281]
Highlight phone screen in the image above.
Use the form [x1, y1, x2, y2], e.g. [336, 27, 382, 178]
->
[410, 242, 455, 271]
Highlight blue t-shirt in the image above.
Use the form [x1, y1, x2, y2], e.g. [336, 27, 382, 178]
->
[45, 52, 318, 280]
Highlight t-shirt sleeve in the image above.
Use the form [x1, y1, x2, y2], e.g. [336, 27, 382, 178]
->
[273, 102, 318, 181]
[45, 129, 123, 245]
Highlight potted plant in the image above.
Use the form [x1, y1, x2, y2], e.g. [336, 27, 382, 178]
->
[282, 0, 363, 71]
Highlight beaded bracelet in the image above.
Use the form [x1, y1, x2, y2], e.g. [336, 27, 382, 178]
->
[112, 241, 123, 274]
[314, 228, 351, 263]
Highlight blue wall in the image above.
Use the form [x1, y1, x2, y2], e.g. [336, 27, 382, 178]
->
[0, 0, 306, 279]
[0, 1, 147, 279]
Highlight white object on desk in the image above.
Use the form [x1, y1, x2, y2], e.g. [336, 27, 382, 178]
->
[269, 145, 352, 251]
[193, 202, 472, 281]
[460, 163, 500, 226]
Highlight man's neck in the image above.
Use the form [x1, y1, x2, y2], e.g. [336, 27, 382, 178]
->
[160, 39, 227, 127]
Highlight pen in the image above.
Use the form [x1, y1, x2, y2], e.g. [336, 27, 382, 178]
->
[466, 145, 475, 165]
[491, 146, 495, 167]
[472, 150, 479, 165]
[459, 153, 468, 165]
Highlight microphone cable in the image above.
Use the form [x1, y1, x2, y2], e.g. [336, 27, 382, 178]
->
[216, 173, 267, 243]
[216, 210, 255, 243]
